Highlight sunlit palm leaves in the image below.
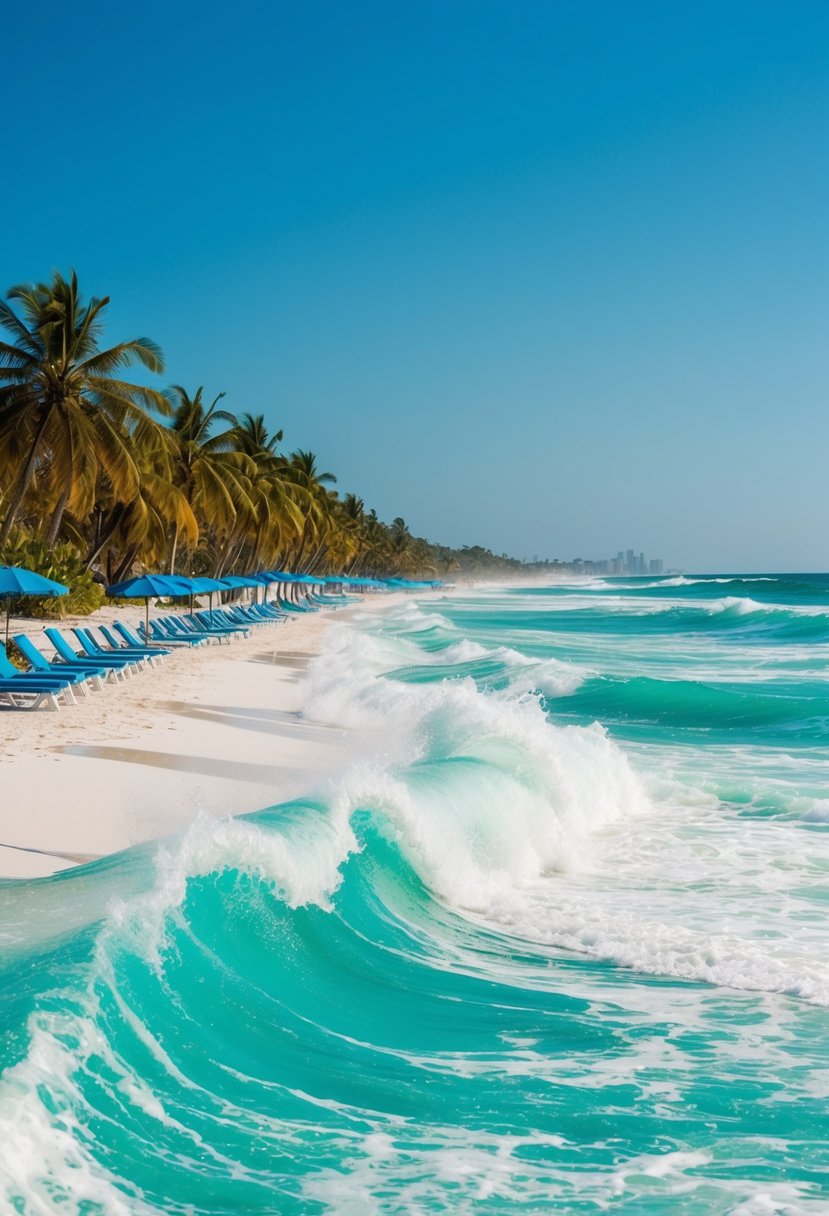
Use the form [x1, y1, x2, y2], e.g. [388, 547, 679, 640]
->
[0, 271, 168, 545]
[0, 269, 465, 582]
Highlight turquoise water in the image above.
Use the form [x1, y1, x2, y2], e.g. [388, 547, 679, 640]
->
[2, 575, 829, 1213]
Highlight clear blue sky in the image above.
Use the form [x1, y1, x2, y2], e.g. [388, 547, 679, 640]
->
[4, 0, 827, 570]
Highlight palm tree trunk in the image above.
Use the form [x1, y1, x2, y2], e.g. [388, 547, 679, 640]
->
[305, 542, 326, 573]
[226, 535, 246, 576]
[215, 530, 243, 578]
[85, 504, 126, 570]
[113, 544, 140, 584]
[168, 526, 179, 575]
[45, 486, 70, 548]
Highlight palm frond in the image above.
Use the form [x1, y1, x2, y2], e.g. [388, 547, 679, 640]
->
[78, 339, 165, 378]
[86, 377, 171, 417]
[0, 300, 41, 358]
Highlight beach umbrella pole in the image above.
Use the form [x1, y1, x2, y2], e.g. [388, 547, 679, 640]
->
[145, 597, 150, 638]
[5, 599, 9, 649]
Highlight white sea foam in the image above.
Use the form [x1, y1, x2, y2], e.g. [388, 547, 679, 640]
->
[303, 621, 646, 896]
[0, 1027, 161, 1214]
[646, 576, 775, 588]
[705, 596, 765, 615]
[437, 638, 491, 663]
[483, 885, 829, 1004]
[801, 799, 829, 823]
[702, 596, 829, 620]
[525, 656, 588, 697]
[434, 638, 588, 697]
[300, 612, 829, 1005]
[393, 605, 455, 633]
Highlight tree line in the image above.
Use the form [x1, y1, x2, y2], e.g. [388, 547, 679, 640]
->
[0, 271, 522, 602]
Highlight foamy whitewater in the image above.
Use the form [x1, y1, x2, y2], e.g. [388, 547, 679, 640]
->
[2, 574, 829, 1213]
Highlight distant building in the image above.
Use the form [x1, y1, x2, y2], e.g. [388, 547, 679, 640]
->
[551, 548, 667, 578]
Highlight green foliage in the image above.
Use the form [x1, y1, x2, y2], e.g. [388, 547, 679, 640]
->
[0, 268, 539, 584]
[0, 533, 105, 617]
[0, 269, 169, 548]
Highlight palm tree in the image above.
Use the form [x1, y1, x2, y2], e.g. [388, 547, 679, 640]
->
[0, 270, 167, 545]
[282, 449, 337, 571]
[221, 412, 283, 458]
[385, 516, 411, 573]
[165, 386, 256, 573]
[209, 409, 300, 570]
[81, 433, 198, 581]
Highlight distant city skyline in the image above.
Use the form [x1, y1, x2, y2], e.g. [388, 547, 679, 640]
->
[525, 548, 665, 576]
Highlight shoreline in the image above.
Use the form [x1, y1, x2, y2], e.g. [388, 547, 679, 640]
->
[0, 594, 413, 882]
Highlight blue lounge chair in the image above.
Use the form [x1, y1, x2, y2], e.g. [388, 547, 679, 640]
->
[275, 598, 311, 614]
[253, 603, 288, 621]
[220, 607, 260, 628]
[140, 620, 205, 648]
[12, 636, 105, 693]
[227, 605, 280, 626]
[113, 621, 173, 653]
[71, 627, 146, 673]
[98, 624, 171, 662]
[155, 615, 223, 644]
[45, 628, 134, 680]
[192, 611, 249, 637]
[16, 634, 118, 683]
[0, 645, 77, 707]
[217, 608, 256, 631]
[0, 682, 63, 710]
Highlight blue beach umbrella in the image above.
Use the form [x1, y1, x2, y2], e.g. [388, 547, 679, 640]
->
[107, 573, 195, 634]
[220, 575, 258, 589]
[185, 577, 230, 593]
[0, 566, 69, 647]
[257, 571, 297, 602]
[221, 575, 267, 605]
[229, 574, 268, 603]
[183, 576, 234, 621]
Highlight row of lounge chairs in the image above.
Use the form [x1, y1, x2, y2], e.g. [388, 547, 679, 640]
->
[0, 598, 294, 710]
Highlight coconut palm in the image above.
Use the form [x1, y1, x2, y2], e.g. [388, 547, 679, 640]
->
[198, 408, 306, 575]
[281, 450, 337, 571]
[82, 435, 199, 582]
[164, 386, 256, 573]
[0, 270, 167, 545]
[221, 412, 284, 458]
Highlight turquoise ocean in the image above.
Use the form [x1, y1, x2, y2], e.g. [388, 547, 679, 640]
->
[2, 575, 829, 1213]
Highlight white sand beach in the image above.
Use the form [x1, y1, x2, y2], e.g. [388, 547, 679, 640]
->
[0, 596, 407, 881]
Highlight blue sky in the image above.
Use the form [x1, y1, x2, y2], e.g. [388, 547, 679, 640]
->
[4, 0, 827, 570]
